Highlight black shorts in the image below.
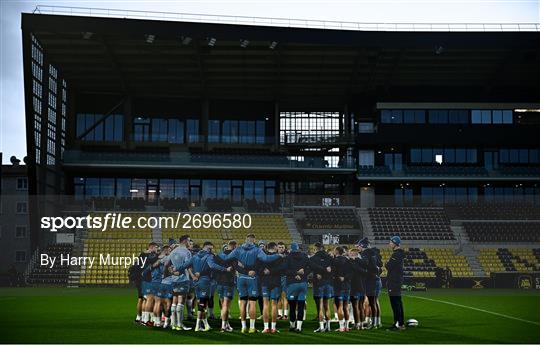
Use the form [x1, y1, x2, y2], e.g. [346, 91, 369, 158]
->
[136, 280, 143, 299]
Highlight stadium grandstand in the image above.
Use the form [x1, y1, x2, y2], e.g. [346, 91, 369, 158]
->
[13, 5, 540, 291]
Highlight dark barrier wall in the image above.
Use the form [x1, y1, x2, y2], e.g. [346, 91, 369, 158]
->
[491, 272, 540, 289]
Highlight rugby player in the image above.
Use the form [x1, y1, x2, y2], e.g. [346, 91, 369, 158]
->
[174, 241, 232, 332]
[213, 240, 238, 332]
[284, 242, 310, 332]
[219, 233, 283, 333]
[258, 242, 286, 333]
[166, 235, 192, 331]
[309, 242, 334, 332]
[276, 242, 289, 320]
[332, 246, 352, 332]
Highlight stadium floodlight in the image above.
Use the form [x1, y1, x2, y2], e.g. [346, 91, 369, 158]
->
[81, 32, 93, 39]
[207, 37, 217, 47]
[240, 39, 250, 48]
[144, 34, 155, 44]
[435, 154, 443, 164]
[180, 36, 192, 45]
[129, 189, 139, 193]
[269, 41, 278, 49]
[515, 108, 540, 112]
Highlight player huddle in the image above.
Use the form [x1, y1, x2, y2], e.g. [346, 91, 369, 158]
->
[130, 233, 406, 334]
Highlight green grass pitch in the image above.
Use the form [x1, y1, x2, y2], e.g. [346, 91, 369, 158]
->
[1, 287, 539, 343]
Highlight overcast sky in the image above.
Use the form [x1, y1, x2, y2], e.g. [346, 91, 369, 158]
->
[1, 0, 539, 163]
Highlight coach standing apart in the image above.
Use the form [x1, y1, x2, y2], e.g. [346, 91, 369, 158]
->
[385, 236, 405, 331]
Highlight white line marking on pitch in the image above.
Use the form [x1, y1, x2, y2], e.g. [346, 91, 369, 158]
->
[407, 294, 540, 326]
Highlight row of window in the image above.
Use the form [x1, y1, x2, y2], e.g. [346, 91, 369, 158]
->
[394, 186, 540, 204]
[133, 117, 199, 143]
[73, 177, 277, 203]
[499, 149, 540, 164]
[209, 119, 267, 144]
[410, 148, 477, 164]
[76, 113, 124, 142]
[380, 109, 513, 125]
[77, 116, 271, 145]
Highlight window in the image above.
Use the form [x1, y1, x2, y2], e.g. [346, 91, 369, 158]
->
[448, 110, 468, 124]
[280, 111, 341, 144]
[471, 110, 482, 124]
[429, 110, 449, 124]
[407, 149, 419, 163]
[16, 226, 27, 238]
[472, 110, 512, 124]
[187, 119, 199, 143]
[208, 120, 220, 143]
[358, 122, 374, 133]
[15, 251, 27, 262]
[503, 110, 513, 124]
[17, 177, 28, 190]
[77, 113, 124, 142]
[16, 202, 27, 214]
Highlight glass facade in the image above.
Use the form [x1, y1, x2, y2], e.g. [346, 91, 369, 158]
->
[208, 119, 266, 144]
[381, 110, 425, 124]
[471, 110, 513, 124]
[73, 177, 276, 203]
[381, 109, 513, 125]
[280, 111, 341, 144]
[499, 148, 540, 164]
[410, 148, 477, 164]
[132, 117, 193, 144]
[31, 35, 44, 164]
[421, 186, 478, 204]
[77, 113, 124, 142]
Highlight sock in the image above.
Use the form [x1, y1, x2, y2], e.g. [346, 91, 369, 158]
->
[241, 320, 247, 329]
[250, 319, 256, 329]
[136, 314, 141, 321]
[297, 301, 306, 323]
[339, 320, 345, 329]
[171, 304, 177, 326]
[264, 322, 269, 330]
[187, 299, 193, 314]
[284, 309, 288, 316]
[319, 321, 325, 329]
[177, 304, 184, 325]
[377, 316, 381, 326]
[196, 319, 201, 329]
[278, 309, 283, 317]
[326, 320, 331, 330]
[335, 312, 339, 320]
[371, 316, 375, 326]
[203, 318, 209, 328]
[296, 320, 303, 330]
[222, 320, 227, 329]
[142, 311, 149, 322]
[271, 322, 277, 330]
[290, 321, 295, 328]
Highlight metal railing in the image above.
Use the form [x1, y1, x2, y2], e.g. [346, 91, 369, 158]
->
[32, 5, 540, 32]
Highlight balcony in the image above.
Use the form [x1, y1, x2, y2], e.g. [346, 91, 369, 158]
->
[357, 165, 540, 181]
[63, 150, 357, 173]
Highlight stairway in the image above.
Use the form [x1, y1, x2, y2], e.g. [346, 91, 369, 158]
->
[285, 217, 303, 244]
[357, 208, 374, 240]
[67, 226, 87, 288]
[452, 223, 485, 276]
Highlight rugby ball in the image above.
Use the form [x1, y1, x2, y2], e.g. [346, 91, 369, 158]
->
[406, 319, 419, 327]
